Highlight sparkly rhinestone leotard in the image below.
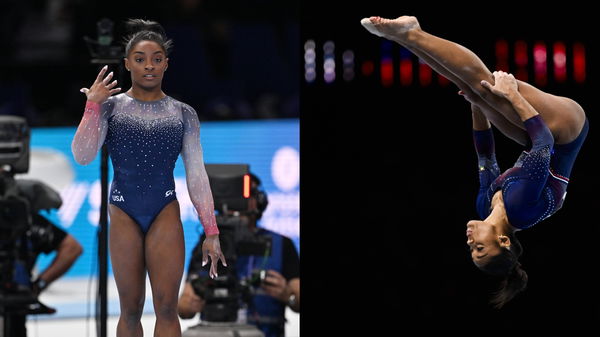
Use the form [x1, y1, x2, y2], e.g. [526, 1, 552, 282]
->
[473, 115, 588, 229]
[72, 93, 219, 235]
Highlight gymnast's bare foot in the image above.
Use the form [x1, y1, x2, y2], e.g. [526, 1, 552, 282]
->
[360, 16, 421, 43]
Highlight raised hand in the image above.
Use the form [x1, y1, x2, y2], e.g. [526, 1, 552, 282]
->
[80, 65, 121, 104]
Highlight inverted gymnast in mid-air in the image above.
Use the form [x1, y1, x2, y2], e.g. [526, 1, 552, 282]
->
[361, 15, 588, 308]
[72, 19, 226, 336]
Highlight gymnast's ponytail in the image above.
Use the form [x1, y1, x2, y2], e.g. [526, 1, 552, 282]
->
[477, 232, 528, 308]
[123, 18, 173, 56]
[489, 261, 528, 309]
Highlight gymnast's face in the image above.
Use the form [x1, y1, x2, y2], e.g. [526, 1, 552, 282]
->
[124, 40, 169, 91]
[466, 220, 504, 266]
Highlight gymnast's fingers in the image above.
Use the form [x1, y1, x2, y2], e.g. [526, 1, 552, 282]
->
[95, 65, 108, 83]
[103, 71, 114, 85]
[107, 79, 118, 89]
[480, 80, 492, 90]
[210, 255, 219, 279]
[202, 250, 209, 267]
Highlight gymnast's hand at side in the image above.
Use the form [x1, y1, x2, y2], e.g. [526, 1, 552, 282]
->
[480, 71, 519, 100]
[80, 65, 121, 104]
[202, 234, 228, 279]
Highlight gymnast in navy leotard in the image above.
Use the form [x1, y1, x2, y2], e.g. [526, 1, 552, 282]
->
[361, 15, 589, 308]
[474, 114, 588, 230]
[71, 19, 226, 337]
[93, 93, 210, 235]
[464, 75, 588, 309]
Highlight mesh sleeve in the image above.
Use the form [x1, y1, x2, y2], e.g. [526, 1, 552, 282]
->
[180, 104, 219, 236]
[71, 100, 112, 165]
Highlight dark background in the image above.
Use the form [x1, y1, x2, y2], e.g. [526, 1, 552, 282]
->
[301, 2, 599, 336]
[1, 0, 299, 125]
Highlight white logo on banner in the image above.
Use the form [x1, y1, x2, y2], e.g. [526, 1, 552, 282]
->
[261, 146, 300, 240]
[271, 146, 300, 192]
[88, 180, 102, 226]
[58, 182, 89, 228]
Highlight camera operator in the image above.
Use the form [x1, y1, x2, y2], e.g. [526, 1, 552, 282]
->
[178, 173, 299, 337]
[4, 176, 84, 337]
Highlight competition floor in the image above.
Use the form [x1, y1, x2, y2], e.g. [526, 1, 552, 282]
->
[23, 277, 300, 337]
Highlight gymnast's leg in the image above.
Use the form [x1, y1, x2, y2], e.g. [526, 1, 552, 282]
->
[394, 38, 528, 145]
[362, 16, 586, 144]
[145, 200, 185, 337]
[109, 205, 146, 337]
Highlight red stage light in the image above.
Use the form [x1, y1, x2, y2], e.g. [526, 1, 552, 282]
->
[381, 58, 394, 87]
[495, 39, 509, 71]
[573, 42, 586, 83]
[514, 40, 528, 81]
[533, 41, 547, 86]
[362, 60, 375, 76]
[419, 61, 432, 86]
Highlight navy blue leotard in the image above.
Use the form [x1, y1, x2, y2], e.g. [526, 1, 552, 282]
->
[474, 115, 588, 229]
[72, 93, 219, 235]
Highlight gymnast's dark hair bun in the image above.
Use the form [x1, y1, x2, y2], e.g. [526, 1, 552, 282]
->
[125, 19, 166, 36]
[123, 18, 173, 56]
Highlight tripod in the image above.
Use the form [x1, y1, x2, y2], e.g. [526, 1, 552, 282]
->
[83, 17, 125, 337]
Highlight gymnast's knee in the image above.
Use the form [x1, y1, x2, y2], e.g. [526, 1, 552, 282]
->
[154, 297, 179, 320]
[120, 306, 144, 325]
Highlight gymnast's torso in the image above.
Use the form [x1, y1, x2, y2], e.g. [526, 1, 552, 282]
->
[73, 93, 219, 235]
[475, 115, 588, 230]
[104, 94, 186, 232]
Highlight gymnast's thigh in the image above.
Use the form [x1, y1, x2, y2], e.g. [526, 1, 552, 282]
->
[145, 200, 185, 298]
[108, 204, 146, 302]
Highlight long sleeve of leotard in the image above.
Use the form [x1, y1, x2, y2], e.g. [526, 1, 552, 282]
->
[473, 127, 501, 218]
[503, 115, 554, 211]
[71, 100, 111, 165]
[181, 104, 220, 236]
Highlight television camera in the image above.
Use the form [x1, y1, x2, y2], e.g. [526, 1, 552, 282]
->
[183, 164, 269, 337]
[0, 116, 62, 336]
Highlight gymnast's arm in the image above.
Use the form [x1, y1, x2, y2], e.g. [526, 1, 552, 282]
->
[471, 104, 500, 218]
[71, 100, 110, 165]
[481, 72, 554, 202]
[180, 104, 219, 236]
[71, 65, 119, 165]
[481, 71, 539, 122]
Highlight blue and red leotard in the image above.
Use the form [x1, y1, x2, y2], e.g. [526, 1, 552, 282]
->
[72, 93, 219, 235]
[473, 115, 588, 229]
